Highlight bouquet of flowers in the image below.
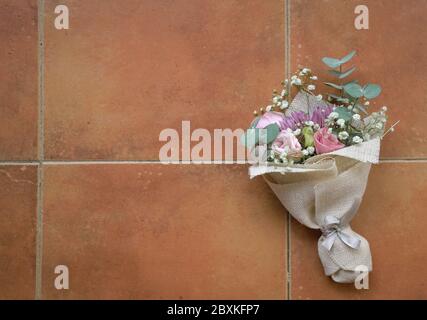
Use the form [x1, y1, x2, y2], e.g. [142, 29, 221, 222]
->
[242, 51, 398, 283]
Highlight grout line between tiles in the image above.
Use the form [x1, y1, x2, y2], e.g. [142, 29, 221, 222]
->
[1, 158, 427, 166]
[41, 160, 257, 165]
[285, 0, 292, 301]
[35, 0, 45, 301]
[35, 164, 44, 300]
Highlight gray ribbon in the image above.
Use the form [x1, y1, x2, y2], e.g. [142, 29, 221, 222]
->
[320, 215, 361, 251]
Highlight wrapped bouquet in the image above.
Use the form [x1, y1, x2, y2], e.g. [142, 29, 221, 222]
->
[242, 51, 398, 283]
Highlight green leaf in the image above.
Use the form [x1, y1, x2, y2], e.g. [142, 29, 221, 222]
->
[328, 94, 349, 104]
[339, 50, 356, 64]
[324, 82, 343, 90]
[322, 57, 341, 68]
[264, 123, 280, 144]
[343, 80, 358, 86]
[322, 50, 356, 68]
[363, 84, 382, 99]
[302, 127, 314, 147]
[241, 128, 259, 148]
[241, 123, 280, 148]
[335, 106, 352, 121]
[344, 82, 364, 98]
[250, 116, 260, 128]
[339, 66, 356, 79]
[329, 66, 356, 79]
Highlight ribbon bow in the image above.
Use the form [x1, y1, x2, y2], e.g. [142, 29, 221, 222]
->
[320, 215, 361, 251]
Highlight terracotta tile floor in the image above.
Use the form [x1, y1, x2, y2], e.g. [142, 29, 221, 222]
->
[0, 0, 38, 160]
[0, 0, 426, 299]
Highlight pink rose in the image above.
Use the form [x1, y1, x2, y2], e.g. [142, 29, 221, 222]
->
[272, 130, 302, 158]
[256, 111, 285, 130]
[314, 127, 345, 154]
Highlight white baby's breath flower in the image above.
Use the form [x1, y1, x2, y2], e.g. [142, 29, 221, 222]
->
[310, 76, 318, 80]
[328, 128, 333, 134]
[375, 122, 383, 130]
[352, 114, 361, 121]
[364, 101, 370, 106]
[315, 94, 322, 101]
[313, 124, 320, 130]
[286, 128, 293, 133]
[352, 136, 363, 144]
[291, 78, 302, 86]
[347, 106, 353, 111]
[293, 128, 301, 136]
[328, 112, 339, 119]
[266, 105, 272, 112]
[281, 89, 287, 97]
[302, 149, 309, 156]
[291, 75, 297, 80]
[280, 100, 289, 110]
[305, 120, 314, 127]
[302, 68, 311, 73]
[272, 96, 280, 103]
[307, 146, 315, 155]
[336, 118, 345, 128]
[382, 106, 388, 112]
[338, 131, 349, 140]
[307, 84, 316, 91]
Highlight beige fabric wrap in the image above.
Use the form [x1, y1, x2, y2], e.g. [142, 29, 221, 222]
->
[249, 138, 380, 283]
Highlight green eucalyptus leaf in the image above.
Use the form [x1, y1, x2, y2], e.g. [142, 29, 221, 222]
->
[242, 123, 280, 147]
[264, 123, 280, 144]
[337, 97, 350, 103]
[329, 66, 356, 79]
[338, 66, 356, 78]
[344, 80, 358, 86]
[339, 50, 356, 64]
[328, 94, 350, 103]
[324, 82, 343, 90]
[335, 106, 352, 121]
[250, 116, 260, 128]
[322, 57, 341, 68]
[363, 84, 382, 99]
[241, 128, 259, 148]
[344, 82, 364, 98]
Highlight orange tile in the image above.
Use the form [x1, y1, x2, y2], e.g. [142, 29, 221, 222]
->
[0, 0, 38, 160]
[291, 0, 427, 158]
[0, 165, 37, 299]
[291, 163, 427, 299]
[42, 164, 286, 299]
[44, 0, 284, 160]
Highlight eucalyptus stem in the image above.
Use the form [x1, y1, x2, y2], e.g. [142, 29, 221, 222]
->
[353, 97, 359, 107]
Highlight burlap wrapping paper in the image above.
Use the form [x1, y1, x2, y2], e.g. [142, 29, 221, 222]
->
[247, 90, 382, 283]
[249, 138, 380, 283]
